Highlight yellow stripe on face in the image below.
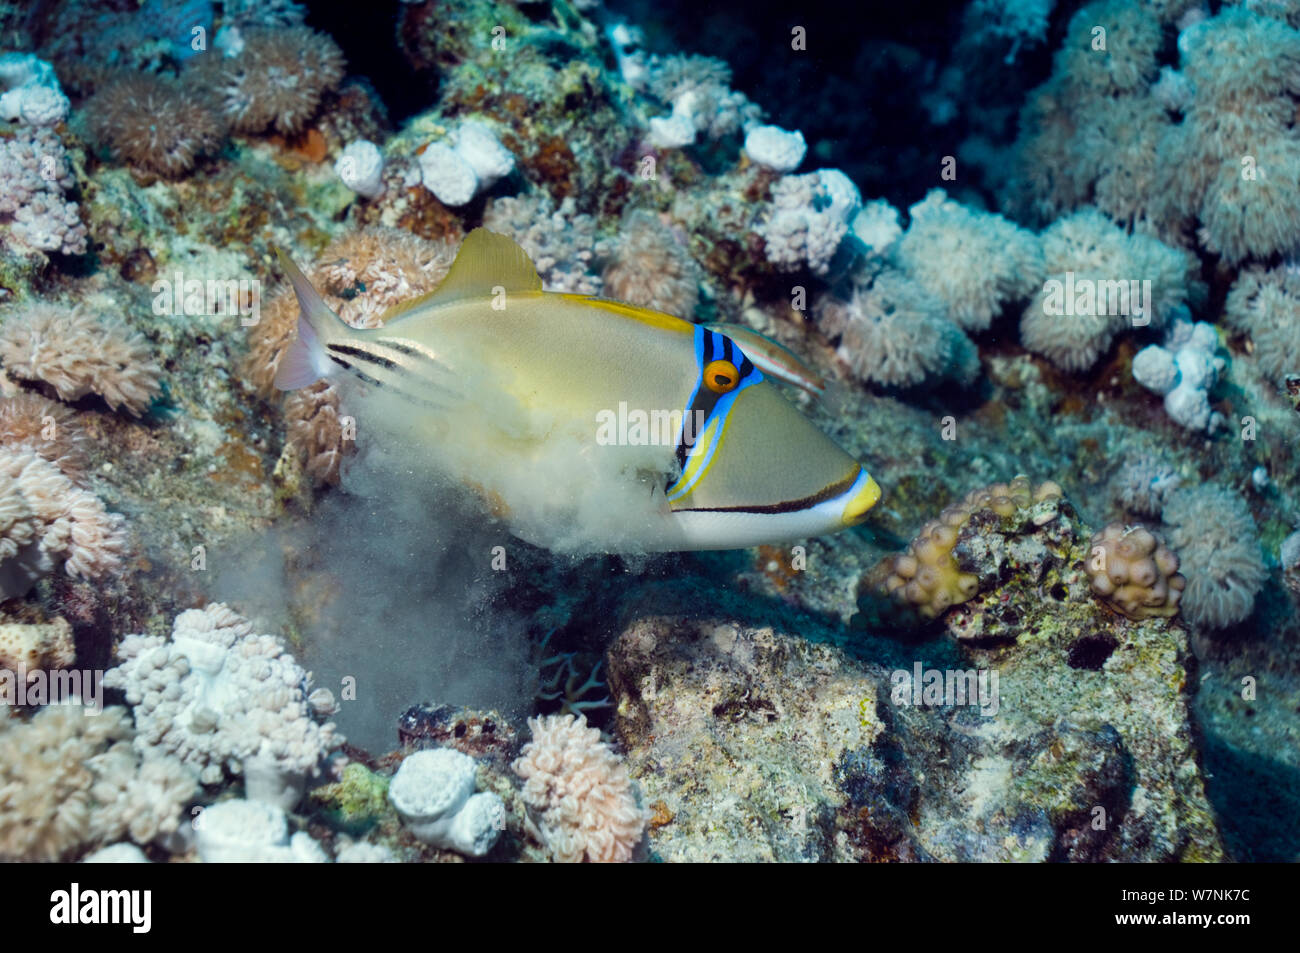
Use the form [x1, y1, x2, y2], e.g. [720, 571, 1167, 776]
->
[554, 294, 696, 335]
[666, 414, 723, 503]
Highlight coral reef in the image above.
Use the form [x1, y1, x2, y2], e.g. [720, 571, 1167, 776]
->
[862, 476, 1063, 624]
[815, 268, 979, 389]
[197, 26, 345, 136]
[0, 446, 129, 598]
[893, 189, 1042, 332]
[1019, 209, 1203, 372]
[1132, 320, 1226, 432]
[0, 617, 75, 671]
[1224, 264, 1300, 383]
[482, 194, 609, 295]
[85, 74, 226, 178]
[600, 210, 701, 318]
[195, 798, 328, 863]
[0, 0, 1293, 870]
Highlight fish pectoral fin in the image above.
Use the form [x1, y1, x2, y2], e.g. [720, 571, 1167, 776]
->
[378, 228, 542, 324]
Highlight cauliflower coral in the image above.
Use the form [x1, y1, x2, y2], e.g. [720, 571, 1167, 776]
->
[104, 603, 343, 809]
[513, 713, 645, 863]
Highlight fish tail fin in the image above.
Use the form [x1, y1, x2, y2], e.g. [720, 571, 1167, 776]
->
[271, 245, 349, 391]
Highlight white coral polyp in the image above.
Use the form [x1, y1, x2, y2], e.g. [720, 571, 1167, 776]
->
[387, 748, 504, 857]
[103, 604, 342, 810]
[513, 714, 645, 863]
[418, 142, 478, 207]
[335, 140, 385, 199]
[744, 124, 806, 172]
[453, 121, 515, 189]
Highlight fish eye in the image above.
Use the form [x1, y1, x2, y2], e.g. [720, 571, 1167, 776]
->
[703, 359, 740, 394]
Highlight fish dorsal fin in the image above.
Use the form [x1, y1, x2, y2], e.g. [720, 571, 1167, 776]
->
[375, 228, 543, 325]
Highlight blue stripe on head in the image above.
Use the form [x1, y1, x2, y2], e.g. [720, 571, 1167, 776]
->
[666, 326, 765, 501]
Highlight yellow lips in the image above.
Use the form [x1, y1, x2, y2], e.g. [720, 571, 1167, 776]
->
[841, 470, 882, 526]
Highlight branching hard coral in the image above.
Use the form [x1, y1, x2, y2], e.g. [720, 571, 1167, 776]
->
[513, 713, 645, 863]
[86, 74, 226, 178]
[0, 705, 196, 862]
[1087, 523, 1185, 620]
[0, 126, 88, 255]
[0, 392, 87, 476]
[104, 604, 343, 809]
[0, 447, 129, 599]
[249, 227, 456, 485]
[196, 26, 345, 135]
[1224, 264, 1300, 380]
[815, 268, 979, 389]
[0, 304, 163, 416]
[893, 189, 1042, 332]
[601, 210, 702, 319]
[863, 477, 1064, 623]
[1019, 208, 1203, 372]
[482, 194, 610, 294]
[1161, 486, 1267, 630]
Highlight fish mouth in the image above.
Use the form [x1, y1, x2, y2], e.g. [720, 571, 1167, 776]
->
[840, 469, 882, 526]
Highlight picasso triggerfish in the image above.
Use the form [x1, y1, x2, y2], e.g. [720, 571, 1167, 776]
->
[273, 228, 880, 552]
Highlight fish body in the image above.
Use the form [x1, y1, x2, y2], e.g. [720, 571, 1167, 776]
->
[273, 229, 880, 552]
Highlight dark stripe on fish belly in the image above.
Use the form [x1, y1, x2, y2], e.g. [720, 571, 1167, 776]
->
[327, 354, 383, 387]
[329, 343, 399, 371]
[328, 353, 451, 411]
[676, 471, 859, 515]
